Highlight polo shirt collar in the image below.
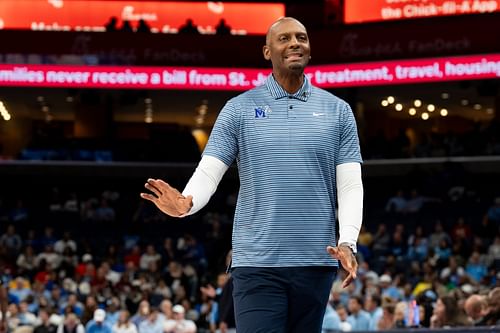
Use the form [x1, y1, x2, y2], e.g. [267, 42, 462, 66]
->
[265, 74, 312, 101]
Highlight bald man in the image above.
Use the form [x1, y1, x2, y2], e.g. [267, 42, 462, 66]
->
[464, 294, 488, 325]
[142, 17, 364, 333]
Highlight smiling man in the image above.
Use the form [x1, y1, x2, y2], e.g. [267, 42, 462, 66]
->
[141, 17, 364, 333]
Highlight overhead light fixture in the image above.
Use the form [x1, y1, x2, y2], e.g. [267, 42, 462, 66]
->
[486, 108, 494, 115]
[395, 103, 403, 111]
[421, 112, 429, 120]
[387, 96, 395, 104]
[408, 108, 416, 116]
[427, 104, 435, 112]
[461, 99, 469, 106]
[381, 100, 389, 107]
[441, 93, 449, 99]
[440, 109, 448, 117]
[473, 104, 482, 110]
[414, 99, 422, 108]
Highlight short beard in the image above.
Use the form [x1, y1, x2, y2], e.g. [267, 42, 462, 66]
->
[288, 63, 305, 73]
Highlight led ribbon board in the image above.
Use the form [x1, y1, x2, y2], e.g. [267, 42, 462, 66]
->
[0, 54, 499, 90]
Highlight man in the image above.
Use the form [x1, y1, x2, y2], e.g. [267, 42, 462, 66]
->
[0, 280, 7, 333]
[141, 17, 363, 332]
[347, 295, 371, 331]
[464, 294, 488, 325]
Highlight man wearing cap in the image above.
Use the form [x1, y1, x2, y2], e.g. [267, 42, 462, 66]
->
[164, 305, 196, 333]
[86, 309, 112, 333]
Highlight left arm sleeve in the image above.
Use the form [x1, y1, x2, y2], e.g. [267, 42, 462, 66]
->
[336, 162, 363, 246]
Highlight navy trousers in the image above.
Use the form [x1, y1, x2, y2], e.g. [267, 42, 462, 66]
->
[232, 266, 337, 333]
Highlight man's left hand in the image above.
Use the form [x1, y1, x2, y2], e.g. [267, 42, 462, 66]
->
[326, 245, 358, 288]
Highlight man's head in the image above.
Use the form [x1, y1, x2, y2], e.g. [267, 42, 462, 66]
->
[263, 17, 310, 76]
[464, 294, 487, 320]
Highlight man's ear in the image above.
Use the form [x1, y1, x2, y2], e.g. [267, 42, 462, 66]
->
[263, 45, 271, 61]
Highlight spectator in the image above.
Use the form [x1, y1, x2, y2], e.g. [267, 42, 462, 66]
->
[164, 305, 196, 333]
[215, 19, 231, 35]
[136, 19, 151, 33]
[33, 308, 57, 333]
[0, 224, 22, 260]
[139, 244, 161, 271]
[105, 17, 118, 32]
[335, 304, 352, 332]
[120, 20, 134, 33]
[178, 19, 199, 34]
[466, 251, 488, 283]
[464, 294, 488, 325]
[137, 308, 163, 333]
[86, 309, 112, 333]
[56, 313, 85, 333]
[430, 294, 471, 328]
[364, 293, 383, 330]
[322, 302, 341, 333]
[347, 295, 370, 331]
[385, 190, 407, 214]
[112, 310, 137, 333]
[54, 232, 77, 254]
[486, 197, 500, 224]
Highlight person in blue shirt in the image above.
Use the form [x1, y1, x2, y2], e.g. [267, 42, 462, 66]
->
[141, 17, 364, 333]
[86, 309, 112, 333]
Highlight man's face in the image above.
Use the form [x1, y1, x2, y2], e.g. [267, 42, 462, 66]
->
[263, 18, 310, 75]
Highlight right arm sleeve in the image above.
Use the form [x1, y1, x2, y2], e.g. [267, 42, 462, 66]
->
[181, 155, 229, 216]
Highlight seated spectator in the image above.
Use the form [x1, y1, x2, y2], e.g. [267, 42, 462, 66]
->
[466, 251, 488, 283]
[0, 224, 23, 260]
[120, 20, 134, 33]
[137, 308, 163, 333]
[430, 294, 471, 328]
[334, 304, 352, 332]
[464, 294, 489, 325]
[377, 297, 396, 330]
[178, 19, 199, 34]
[322, 302, 341, 332]
[486, 197, 500, 224]
[86, 309, 112, 333]
[215, 19, 231, 35]
[33, 308, 57, 333]
[105, 17, 118, 32]
[347, 295, 370, 331]
[56, 313, 85, 333]
[385, 190, 407, 214]
[112, 310, 137, 333]
[136, 19, 151, 33]
[164, 305, 196, 333]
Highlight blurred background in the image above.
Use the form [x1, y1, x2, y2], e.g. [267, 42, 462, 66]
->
[0, 1, 499, 332]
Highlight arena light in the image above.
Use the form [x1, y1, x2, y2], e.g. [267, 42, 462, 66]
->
[408, 108, 416, 116]
[395, 103, 403, 111]
[414, 99, 422, 108]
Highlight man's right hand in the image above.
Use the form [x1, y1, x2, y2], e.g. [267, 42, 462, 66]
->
[140, 178, 193, 217]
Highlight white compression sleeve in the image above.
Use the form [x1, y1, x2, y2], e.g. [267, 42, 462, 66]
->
[181, 155, 229, 216]
[336, 162, 364, 246]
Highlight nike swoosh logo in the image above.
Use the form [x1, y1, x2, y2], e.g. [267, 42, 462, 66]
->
[313, 112, 325, 116]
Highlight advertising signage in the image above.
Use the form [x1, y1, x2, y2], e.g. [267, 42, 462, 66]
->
[344, 0, 499, 24]
[0, 54, 499, 90]
[0, 0, 285, 35]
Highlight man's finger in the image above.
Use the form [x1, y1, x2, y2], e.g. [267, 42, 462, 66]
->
[144, 183, 162, 197]
[342, 273, 354, 288]
[140, 193, 157, 202]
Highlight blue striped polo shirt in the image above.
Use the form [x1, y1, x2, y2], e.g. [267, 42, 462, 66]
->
[203, 74, 362, 267]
